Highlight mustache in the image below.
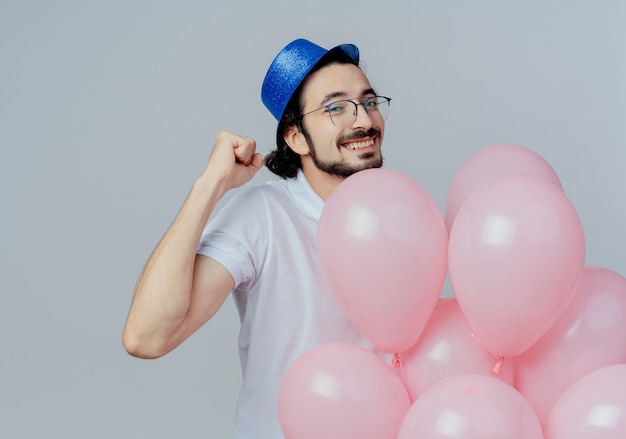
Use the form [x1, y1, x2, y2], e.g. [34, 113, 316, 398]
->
[337, 128, 381, 144]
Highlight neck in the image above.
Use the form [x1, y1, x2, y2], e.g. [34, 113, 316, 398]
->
[300, 160, 344, 201]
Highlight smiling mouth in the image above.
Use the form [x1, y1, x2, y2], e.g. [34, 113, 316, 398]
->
[342, 138, 375, 150]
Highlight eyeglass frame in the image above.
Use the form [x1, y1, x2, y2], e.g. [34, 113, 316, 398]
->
[298, 95, 392, 127]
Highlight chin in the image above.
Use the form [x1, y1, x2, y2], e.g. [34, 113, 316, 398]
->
[359, 151, 383, 168]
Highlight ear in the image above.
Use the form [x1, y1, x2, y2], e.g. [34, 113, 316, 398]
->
[283, 125, 310, 156]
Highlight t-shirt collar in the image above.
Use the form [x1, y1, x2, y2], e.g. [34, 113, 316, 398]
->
[288, 170, 325, 223]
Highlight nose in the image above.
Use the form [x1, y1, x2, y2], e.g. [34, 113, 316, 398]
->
[351, 101, 374, 130]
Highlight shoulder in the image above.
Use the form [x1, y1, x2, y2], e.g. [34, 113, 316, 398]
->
[207, 177, 298, 229]
[226, 177, 294, 210]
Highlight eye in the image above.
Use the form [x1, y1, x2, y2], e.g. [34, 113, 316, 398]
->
[326, 101, 349, 114]
[363, 98, 379, 108]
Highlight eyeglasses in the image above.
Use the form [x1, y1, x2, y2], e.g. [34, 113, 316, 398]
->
[300, 95, 391, 127]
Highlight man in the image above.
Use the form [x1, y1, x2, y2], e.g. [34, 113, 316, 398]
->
[123, 38, 392, 438]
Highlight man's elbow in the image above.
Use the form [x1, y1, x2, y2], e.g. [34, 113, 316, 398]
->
[122, 328, 168, 360]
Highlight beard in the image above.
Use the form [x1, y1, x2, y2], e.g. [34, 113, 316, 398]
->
[303, 127, 384, 178]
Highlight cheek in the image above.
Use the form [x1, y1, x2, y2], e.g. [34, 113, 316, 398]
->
[377, 124, 385, 144]
[313, 129, 342, 151]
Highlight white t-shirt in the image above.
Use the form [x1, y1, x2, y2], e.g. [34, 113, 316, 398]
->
[197, 171, 388, 439]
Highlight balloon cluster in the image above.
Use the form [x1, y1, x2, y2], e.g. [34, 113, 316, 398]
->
[278, 144, 626, 439]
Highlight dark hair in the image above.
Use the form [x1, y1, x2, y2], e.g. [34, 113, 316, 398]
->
[264, 50, 359, 179]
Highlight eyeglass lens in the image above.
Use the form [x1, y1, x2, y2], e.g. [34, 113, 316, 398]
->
[328, 97, 390, 127]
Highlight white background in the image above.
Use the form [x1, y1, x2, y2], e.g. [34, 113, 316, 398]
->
[1, 1, 624, 437]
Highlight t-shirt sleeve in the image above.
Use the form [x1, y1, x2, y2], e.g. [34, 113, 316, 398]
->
[196, 188, 266, 287]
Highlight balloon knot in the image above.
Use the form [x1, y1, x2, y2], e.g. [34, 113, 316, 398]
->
[392, 353, 401, 368]
[493, 356, 504, 374]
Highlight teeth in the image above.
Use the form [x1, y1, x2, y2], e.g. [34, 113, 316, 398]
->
[345, 139, 374, 150]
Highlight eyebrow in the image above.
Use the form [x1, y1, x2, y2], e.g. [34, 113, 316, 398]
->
[318, 88, 377, 107]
